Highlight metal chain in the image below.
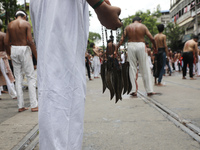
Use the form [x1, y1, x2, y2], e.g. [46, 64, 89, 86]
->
[101, 25, 105, 51]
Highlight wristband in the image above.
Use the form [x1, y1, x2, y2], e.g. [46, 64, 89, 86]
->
[93, 0, 104, 9]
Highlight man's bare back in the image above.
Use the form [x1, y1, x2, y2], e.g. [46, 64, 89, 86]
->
[7, 19, 30, 46]
[0, 32, 6, 51]
[125, 22, 148, 43]
[154, 33, 168, 55]
[183, 39, 198, 53]
[5, 14, 37, 60]
[118, 19, 157, 52]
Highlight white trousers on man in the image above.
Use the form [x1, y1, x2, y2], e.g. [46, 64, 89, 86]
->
[197, 55, 200, 76]
[11, 46, 38, 109]
[127, 42, 153, 93]
[93, 56, 100, 77]
[30, 0, 89, 149]
[0, 58, 17, 98]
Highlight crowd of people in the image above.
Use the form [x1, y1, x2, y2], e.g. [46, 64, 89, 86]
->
[85, 17, 200, 97]
[1, 0, 200, 149]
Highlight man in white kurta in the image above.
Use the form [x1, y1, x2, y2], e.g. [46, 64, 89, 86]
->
[30, 0, 122, 149]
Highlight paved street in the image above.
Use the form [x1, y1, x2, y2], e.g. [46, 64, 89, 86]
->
[0, 71, 200, 150]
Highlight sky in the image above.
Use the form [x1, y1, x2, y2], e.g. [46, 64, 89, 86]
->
[18, 0, 170, 45]
[89, 0, 170, 45]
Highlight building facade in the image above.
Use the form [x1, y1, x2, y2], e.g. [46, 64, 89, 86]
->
[170, 0, 200, 42]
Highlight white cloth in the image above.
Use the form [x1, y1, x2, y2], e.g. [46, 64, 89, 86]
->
[148, 56, 153, 69]
[11, 46, 38, 108]
[0, 58, 17, 98]
[121, 53, 125, 64]
[93, 56, 100, 77]
[30, 0, 89, 150]
[197, 55, 200, 76]
[127, 42, 153, 93]
[174, 60, 179, 71]
[0, 86, 2, 96]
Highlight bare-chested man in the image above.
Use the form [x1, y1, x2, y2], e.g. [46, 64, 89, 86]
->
[182, 35, 199, 80]
[4, 10, 38, 112]
[154, 24, 169, 85]
[118, 16, 157, 96]
[0, 20, 17, 100]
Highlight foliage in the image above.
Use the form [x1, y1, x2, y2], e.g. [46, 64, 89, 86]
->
[0, 0, 22, 30]
[89, 32, 101, 42]
[165, 22, 184, 51]
[119, 5, 162, 47]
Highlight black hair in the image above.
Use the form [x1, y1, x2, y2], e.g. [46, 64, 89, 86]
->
[15, 10, 27, 18]
[132, 16, 142, 23]
[192, 34, 198, 40]
[90, 43, 95, 48]
[157, 24, 164, 33]
[107, 39, 113, 43]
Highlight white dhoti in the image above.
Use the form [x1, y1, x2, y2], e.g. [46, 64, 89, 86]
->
[93, 56, 100, 77]
[197, 56, 200, 76]
[127, 42, 153, 93]
[11, 46, 38, 109]
[0, 58, 17, 98]
[30, 0, 89, 149]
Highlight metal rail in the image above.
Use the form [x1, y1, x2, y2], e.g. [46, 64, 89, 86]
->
[137, 90, 200, 143]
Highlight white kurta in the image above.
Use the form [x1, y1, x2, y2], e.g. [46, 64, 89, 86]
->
[93, 56, 100, 77]
[30, 0, 89, 150]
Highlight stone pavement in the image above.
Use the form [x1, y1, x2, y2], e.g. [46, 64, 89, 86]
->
[0, 89, 38, 150]
[1, 72, 200, 150]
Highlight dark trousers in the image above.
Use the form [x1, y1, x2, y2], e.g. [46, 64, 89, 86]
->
[86, 62, 91, 79]
[182, 52, 193, 78]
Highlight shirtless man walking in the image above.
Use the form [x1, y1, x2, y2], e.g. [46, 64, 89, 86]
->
[0, 20, 17, 99]
[118, 16, 157, 96]
[4, 10, 38, 112]
[154, 24, 169, 85]
[182, 35, 199, 80]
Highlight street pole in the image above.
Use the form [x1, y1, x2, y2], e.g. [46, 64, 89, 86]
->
[195, 0, 198, 35]
[24, 0, 26, 11]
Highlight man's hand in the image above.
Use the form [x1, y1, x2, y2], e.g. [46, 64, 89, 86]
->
[94, 2, 122, 30]
[153, 48, 158, 54]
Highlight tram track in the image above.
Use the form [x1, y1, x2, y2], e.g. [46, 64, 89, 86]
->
[12, 124, 39, 150]
[137, 90, 200, 143]
[164, 80, 200, 90]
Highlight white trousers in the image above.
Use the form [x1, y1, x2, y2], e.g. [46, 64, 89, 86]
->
[11, 46, 38, 109]
[0, 58, 17, 98]
[197, 56, 200, 75]
[93, 56, 100, 77]
[127, 42, 153, 93]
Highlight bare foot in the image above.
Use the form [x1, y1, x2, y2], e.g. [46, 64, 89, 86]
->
[13, 97, 17, 100]
[147, 92, 162, 96]
[130, 92, 137, 97]
[190, 78, 196, 80]
[31, 107, 38, 112]
[182, 77, 186, 79]
[18, 107, 29, 112]
[157, 83, 165, 86]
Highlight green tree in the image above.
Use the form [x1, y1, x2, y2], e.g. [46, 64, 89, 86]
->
[165, 22, 184, 51]
[89, 32, 101, 42]
[87, 32, 101, 54]
[0, 0, 22, 31]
